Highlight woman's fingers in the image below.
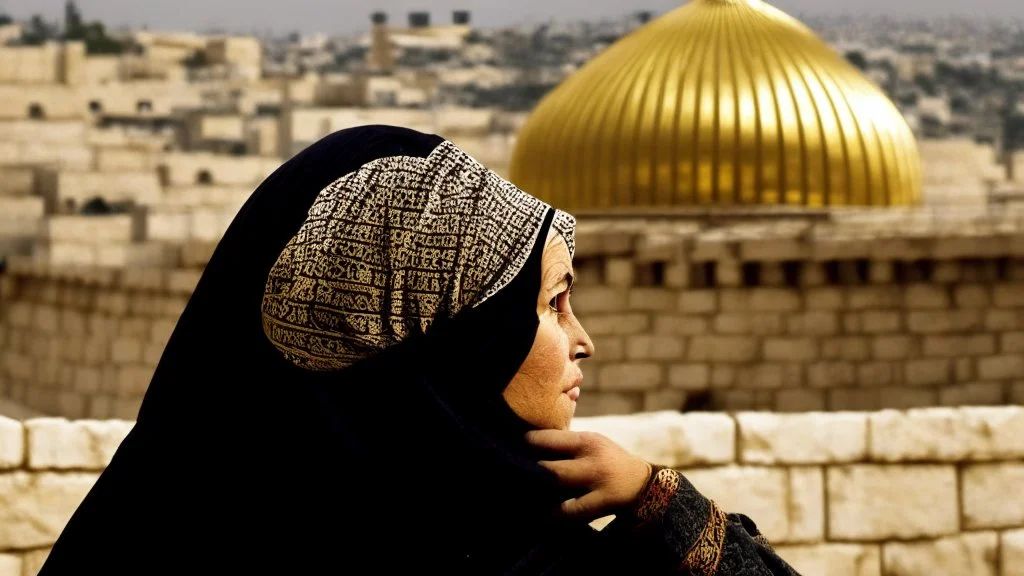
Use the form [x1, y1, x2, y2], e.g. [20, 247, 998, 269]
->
[537, 458, 596, 486]
[525, 429, 585, 455]
[559, 492, 605, 521]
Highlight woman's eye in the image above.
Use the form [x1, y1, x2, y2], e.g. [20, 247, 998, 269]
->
[549, 296, 559, 311]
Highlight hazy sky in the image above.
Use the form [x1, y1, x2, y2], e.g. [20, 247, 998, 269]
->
[2, 0, 1022, 36]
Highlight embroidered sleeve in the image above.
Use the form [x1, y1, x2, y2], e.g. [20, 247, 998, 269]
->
[622, 466, 803, 576]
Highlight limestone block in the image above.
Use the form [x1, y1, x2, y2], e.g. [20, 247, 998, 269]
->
[736, 363, 801, 389]
[869, 261, 893, 284]
[719, 290, 749, 312]
[583, 314, 649, 336]
[653, 315, 709, 336]
[7, 302, 34, 328]
[688, 336, 759, 363]
[775, 389, 826, 412]
[717, 260, 742, 287]
[932, 261, 962, 284]
[685, 466, 789, 543]
[94, 292, 129, 316]
[940, 382, 1003, 406]
[46, 215, 135, 244]
[664, 262, 690, 288]
[166, 270, 202, 295]
[1003, 332, 1024, 353]
[668, 364, 710, 390]
[1004, 530, 1024, 576]
[827, 465, 958, 540]
[20, 549, 50, 576]
[923, 335, 996, 357]
[73, 367, 100, 394]
[806, 288, 845, 310]
[115, 365, 153, 396]
[625, 335, 685, 361]
[954, 285, 990, 308]
[677, 290, 717, 313]
[882, 533, 997, 576]
[0, 472, 99, 549]
[109, 337, 143, 364]
[597, 363, 663, 392]
[859, 363, 899, 387]
[985, 310, 1023, 331]
[25, 418, 133, 470]
[570, 287, 627, 314]
[146, 212, 190, 242]
[149, 319, 178, 347]
[590, 337, 623, 362]
[904, 285, 950, 309]
[573, 392, 642, 416]
[0, 555, 20, 576]
[861, 311, 901, 334]
[739, 412, 867, 464]
[749, 289, 801, 312]
[571, 411, 735, 467]
[713, 313, 783, 335]
[870, 407, 1024, 461]
[787, 468, 824, 543]
[0, 417, 23, 470]
[872, 335, 915, 360]
[604, 259, 634, 287]
[822, 337, 871, 361]
[878, 388, 937, 410]
[962, 463, 1024, 529]
[774, 544, 880, 576]
[908, 310, 983, 334]
[807, 362, 857, 388]
[763, 338, 818, 362]
[978, 356, 1024, 380]
[904, 359, 951, 386]
[642, 389, 687, 412]
[786, 311, 839, 336]
[627, 288, 676, 312]
[118, 318, 150, 339]
[994, 284, 1024, 308]
[847, 287, 901, 310]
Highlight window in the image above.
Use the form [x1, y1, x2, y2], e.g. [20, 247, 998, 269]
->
[137, 100, 153, 113]
[196, 170, 213, 185]
[88, 100, 103, 114]
[28, 104, 45, 119]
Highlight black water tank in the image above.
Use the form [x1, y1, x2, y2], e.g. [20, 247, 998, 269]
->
[371, 12, 387, 25]
[453, 10, 471, 25]
[409, 11, 430, 28]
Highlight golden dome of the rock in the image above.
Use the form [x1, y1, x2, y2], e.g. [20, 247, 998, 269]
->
[508, 0, 922, 211]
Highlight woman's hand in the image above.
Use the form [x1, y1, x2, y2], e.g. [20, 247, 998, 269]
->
[526, 429, 653, 521]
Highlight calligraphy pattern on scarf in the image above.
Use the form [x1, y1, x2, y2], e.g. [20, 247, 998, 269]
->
[261, 140, 575, 371]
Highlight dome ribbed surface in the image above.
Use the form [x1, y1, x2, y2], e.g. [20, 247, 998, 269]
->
[509, 0, 922, 211]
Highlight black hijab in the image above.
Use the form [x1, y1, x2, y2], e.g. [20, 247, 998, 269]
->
[40, 126, 597, 575]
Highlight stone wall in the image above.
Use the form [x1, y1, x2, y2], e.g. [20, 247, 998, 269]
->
[0, 261, 203, 419]
[1, 407, 1022, 576]
[568, 214, 1024, 415]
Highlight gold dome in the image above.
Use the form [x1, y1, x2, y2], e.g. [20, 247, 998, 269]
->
[508, 0, 922, 211]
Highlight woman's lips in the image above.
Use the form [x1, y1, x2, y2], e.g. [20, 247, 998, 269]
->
[565, 386, 581, 401]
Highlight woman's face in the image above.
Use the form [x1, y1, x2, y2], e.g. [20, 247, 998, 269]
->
[502, 229, 595, 431]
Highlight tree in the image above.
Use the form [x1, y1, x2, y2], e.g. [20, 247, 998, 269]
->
[64, 1, 85, 40]
[844, 51, 868, 71]
[0, 15, 12, 26]
[22, 15, 58, 45]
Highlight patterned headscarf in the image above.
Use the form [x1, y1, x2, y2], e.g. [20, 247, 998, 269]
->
[261, 140, 577, 371]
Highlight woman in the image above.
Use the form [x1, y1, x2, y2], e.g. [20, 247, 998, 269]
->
[40, 126, 801, 575]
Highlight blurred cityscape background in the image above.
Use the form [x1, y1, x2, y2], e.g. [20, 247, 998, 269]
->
[2, 2, 1024, 574]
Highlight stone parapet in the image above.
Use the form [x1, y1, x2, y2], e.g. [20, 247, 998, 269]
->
[0, 407, 1021, 575]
